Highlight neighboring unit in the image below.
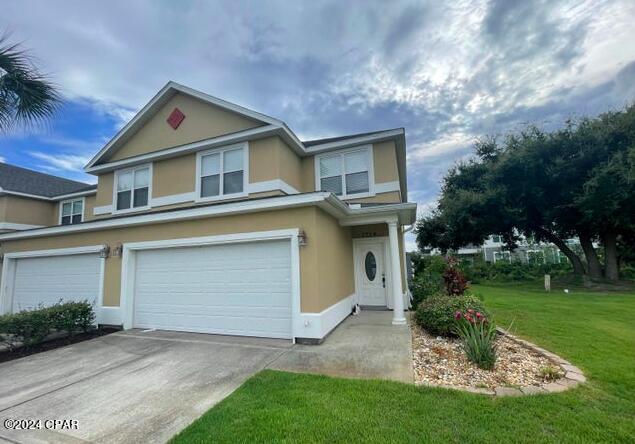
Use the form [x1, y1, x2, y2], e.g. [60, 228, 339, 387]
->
[0, 82, 416, 343]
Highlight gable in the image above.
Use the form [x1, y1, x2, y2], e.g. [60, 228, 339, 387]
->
[105, 93, 265, 163]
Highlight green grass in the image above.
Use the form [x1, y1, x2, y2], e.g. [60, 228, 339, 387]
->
[171, 283, 635, 443]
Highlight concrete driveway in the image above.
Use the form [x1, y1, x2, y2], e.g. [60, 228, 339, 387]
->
[0, 311, 412, 444]
[0, 330, 292, 444]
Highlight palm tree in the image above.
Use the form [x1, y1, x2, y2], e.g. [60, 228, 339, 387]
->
[0, 35, 60, 132]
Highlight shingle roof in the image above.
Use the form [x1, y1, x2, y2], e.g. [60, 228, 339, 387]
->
[302, 128, 402, 147]
[0, 162, 96, 198]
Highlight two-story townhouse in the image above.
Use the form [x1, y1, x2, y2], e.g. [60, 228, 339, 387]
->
[0, 82, 416, 343]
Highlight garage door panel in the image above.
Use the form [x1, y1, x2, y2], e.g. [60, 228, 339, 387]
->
[12, 254, 101, 313]
[133, 239, 293, 339]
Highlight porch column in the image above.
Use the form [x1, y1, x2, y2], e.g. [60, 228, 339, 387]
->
[388, 220, 406, 325]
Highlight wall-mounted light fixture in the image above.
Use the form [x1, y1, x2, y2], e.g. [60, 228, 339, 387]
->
[111, 243, 123, 257]
[99, 245, 110, 258]
[298, 230, 308, 246]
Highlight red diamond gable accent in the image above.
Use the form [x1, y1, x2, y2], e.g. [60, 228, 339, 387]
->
[167, 107, 185, 129]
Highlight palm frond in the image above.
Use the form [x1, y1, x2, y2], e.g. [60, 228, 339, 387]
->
[0, 34, 60, 132]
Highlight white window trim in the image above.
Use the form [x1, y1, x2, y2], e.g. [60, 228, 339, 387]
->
[195, 142, 249, 203]
[112, 163, 153, 215]
[58, 197, 85, 225]
[314, 145, 375, 199]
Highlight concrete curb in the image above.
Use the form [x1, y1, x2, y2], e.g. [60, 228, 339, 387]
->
[414, 328, 586, 397]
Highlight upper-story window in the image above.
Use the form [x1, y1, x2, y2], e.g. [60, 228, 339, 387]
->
[60, 198, 83, 225]
[316, 146, 373, 198]
[115, 165, 151, 212]
[196, 143, 248, 201]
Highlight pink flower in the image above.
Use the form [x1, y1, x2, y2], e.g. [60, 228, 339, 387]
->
[476, 312, 482, 319]
[467, 309, 475, 314]
[454, 311, 462, 320]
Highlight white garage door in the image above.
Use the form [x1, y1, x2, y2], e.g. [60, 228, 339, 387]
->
[12, 253, 101, 313]
[132, 239, 292, 339]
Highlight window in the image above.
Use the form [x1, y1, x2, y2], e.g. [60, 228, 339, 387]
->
[115, 165, 150, 211]
[317, 147, 372, 198]
[493, 250, 511, 263]
[60, 198, 83, 225]
[364, 251, 377, 281]
[491, 235, 502, 243]
[197, 144, 246, 200]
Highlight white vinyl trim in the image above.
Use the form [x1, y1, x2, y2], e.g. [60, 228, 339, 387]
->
[150, 192, 197, 207]
[314, 145, 376, 200]
[374, 181, 401, 194]
[194, 142, 249, 203]
[119, 229, 301, 341]
[247, 179, 300, 195]
[0, 222, 45, 231]
[0, 245, 106, 317]
[295, 294, 355, 339]
[52, 189, 97, 200]
[93, 205, 113, 216]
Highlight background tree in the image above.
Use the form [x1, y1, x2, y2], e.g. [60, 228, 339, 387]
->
[0, 35, 59, 132]
[416, 105, 635, 281]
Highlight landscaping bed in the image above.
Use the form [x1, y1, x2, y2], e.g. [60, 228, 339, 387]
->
[412, 324, 564, 393]
[0, 327, 117, 364]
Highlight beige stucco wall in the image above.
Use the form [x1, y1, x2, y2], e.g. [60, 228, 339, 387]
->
[0, 206, 357, 314]
[95, 173, 114, 207]
[347, 191, 401, 204]
[107, 93, 264, 162]
[249, 137, 303, 192]
[153, 154, 196, 197]
[373, 141, 399, 184]
[0, 195, 56, 226]
[314, 208, 355, 309]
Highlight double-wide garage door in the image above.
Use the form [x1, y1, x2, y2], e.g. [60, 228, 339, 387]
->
[11, 253, 101, 313]
[132, 239, 293, 339]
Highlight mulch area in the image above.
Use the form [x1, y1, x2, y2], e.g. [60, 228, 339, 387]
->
[412, 325, 562, 390]
[0, 327, 118, 364]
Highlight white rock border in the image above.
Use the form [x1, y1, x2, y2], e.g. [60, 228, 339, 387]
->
[415, 327, 586, 396]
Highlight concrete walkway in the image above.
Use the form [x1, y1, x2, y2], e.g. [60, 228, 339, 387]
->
[271, 310, 414, 383]
[0, 310, 412, 443]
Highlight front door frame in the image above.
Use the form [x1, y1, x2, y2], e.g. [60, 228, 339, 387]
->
[352, 237, 393, 308]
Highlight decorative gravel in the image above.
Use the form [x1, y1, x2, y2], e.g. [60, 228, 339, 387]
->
[412, 325, 563, 390]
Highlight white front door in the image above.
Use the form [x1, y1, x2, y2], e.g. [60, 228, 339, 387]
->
[354, 239, 387, 306]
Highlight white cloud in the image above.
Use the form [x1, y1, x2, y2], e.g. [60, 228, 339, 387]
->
[29, 151, 91, 172]
[0, 156, 6, 163]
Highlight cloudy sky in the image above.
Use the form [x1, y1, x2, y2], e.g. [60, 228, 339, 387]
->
[1, 0, 634, 249]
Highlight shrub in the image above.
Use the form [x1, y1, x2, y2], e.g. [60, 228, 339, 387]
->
[415, 294, 488, 337]
[48, 301, 95, 335]
[443, 257, 469, 296]
[410, 271, 444, 307]
[453, 309, 497, 370]
[0, 300, 95, 350]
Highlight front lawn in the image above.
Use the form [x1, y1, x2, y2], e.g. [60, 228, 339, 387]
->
[171, 283, 635, 443]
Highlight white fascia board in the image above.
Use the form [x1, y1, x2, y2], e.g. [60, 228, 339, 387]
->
[85, 125, 279, 174]
[0, 223, 46, 231]
[0, 189, 96, 202]
[304, 128, 405, 154]
[52, 189, 97, 200]
[0, 192, 333, 241]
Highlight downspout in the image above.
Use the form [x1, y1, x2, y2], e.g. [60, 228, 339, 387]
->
[402, 225, 414, 308]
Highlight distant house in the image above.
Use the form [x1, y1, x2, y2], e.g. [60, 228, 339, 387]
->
[455, 235, 579, 265]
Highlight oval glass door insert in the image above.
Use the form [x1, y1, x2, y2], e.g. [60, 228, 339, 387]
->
[364, 251, 377, 281]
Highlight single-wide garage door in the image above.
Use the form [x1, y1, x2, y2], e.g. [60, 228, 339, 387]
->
[12, 253, 101, 313]
[133, 239, 292, 339]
